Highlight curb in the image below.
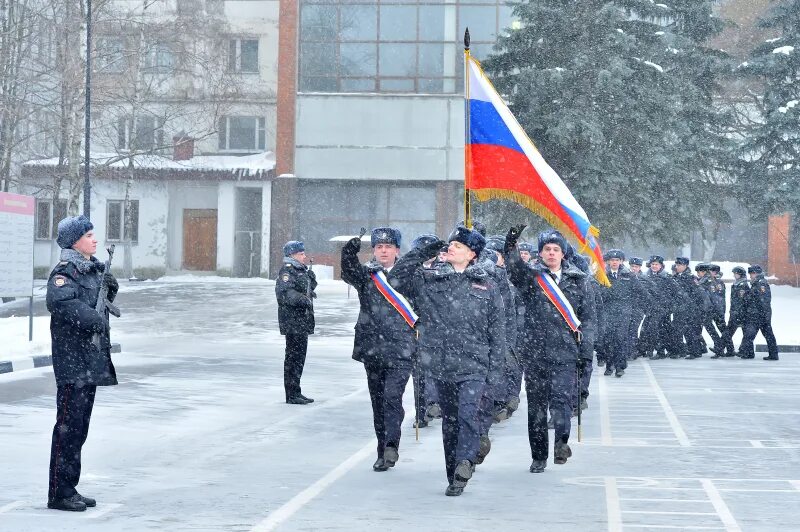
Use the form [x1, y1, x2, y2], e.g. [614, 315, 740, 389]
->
[756, 345, 800, 353]
[0, 344, 122, 375]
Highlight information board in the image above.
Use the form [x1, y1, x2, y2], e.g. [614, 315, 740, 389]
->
[0, 192, 35, 297]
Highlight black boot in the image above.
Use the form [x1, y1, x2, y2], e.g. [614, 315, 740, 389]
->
[476, 435, 492, 465]
[372, 457, 389, 472]
[554, 442, 572, 465]
[77, 493, 96, 507]
[298, 394, 314, 403]
[383, 445, 399, 468]
[47, 494, 87, 512]
[529, 459, 547, 473]
[286, 395, 312, 405]
[452, 460, 473, 490]
[597, 359, 605, 367]
[763, 355, 779, 361]
[604, 367, 613, 376]
[615, 369, 625, 378]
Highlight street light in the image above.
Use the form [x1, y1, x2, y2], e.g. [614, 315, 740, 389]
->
[84, 0, 92, 218]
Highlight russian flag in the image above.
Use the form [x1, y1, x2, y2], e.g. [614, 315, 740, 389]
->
[466, 56, 609, 286]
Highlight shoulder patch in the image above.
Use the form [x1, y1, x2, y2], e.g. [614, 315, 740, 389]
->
[760, 286, 766, 293]
[54, 275, 67, 287]
[281, 274, 290, 282]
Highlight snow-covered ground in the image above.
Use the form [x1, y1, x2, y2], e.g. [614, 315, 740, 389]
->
[0, 279, 799, 531]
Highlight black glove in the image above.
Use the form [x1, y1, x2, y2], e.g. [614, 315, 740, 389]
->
[310, 290, 317, 299]
[103, 272, 119, 292]
[578, 357, 589, 372]
[421, 238, 446, 260]
[504, 224, 527, 254]
[307, 269, 317, 280]
[343, 235, 362, 253]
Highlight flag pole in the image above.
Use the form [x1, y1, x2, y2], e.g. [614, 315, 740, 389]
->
[463, 28, 472, 229]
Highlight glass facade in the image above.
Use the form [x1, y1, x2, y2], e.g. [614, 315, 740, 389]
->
[299, 0, 514, 94]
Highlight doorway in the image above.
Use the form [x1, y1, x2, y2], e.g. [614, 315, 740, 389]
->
[183, 209, 217, 270]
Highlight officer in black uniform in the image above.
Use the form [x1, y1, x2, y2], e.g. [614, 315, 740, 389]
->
[601, 249, 643, 377]
[672, 257, 705, 358]
[505, 227, 596, 473]
[341, 227, 416, 472]
[275, 240, 317, 404]
[518, 242, 536, 265]
[695, 263, 722, 355]
[391, 226, 505, 496]
[721, 266, 749, 357]
[46, 215, 119, 512]
[639, 256, 675, 359]
[740, 265, 779, 360]
[707, 264, 733, 358]
[628, 257, 648, 358]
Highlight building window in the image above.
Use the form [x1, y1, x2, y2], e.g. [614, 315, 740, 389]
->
[218, 116, 266, 151]
[116, 115, 165, 151]
[35, 199, 68, 240]
[106, 200, 139, 243]
[228, 38, 259, 73]
[144, 42, 175, 73]
[298, 0, 514, 94]
[96, 36, 126, 73]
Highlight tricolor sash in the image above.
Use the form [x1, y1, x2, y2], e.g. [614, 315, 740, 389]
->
[536, 272, 582, 333]
[371, 271, 418, 328]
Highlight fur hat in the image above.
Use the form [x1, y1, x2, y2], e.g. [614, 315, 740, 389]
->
[629, 257, 643, 266]
[747, 264, 763, 275]
[675, 257, 690, 266]
[694, 262, 710, 272]
[604, 249, 626, 261]
[648, 255, 665, 266]
[448, 225, 486, 257]
[371, 227, 401, 248]
[484, 235, 505, 253]
[518, 242, 534, 253]
[283, 240, 305, 256]
[411, 233, 439, 250]
[732, 266, 746, 277]
[56, 215, 93, 249]
[537, 230, 567, 253]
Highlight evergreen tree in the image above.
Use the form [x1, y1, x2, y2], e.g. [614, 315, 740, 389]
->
[480, 0, 733, 246]
[739, 0, 800, 219]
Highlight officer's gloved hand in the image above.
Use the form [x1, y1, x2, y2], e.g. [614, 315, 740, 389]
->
[310, 290, 317, 299]
[343, 235, 362, 253]
[504, 224, 527, 254]
[103, 272, 119, 292]
[307, 268, 317, 280]
[420, 238, 446, 260]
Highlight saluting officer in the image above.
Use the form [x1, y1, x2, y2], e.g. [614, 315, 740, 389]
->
[740, 265, 779, 361]
[275, 240, 317, 405]
[721, 266, 749, 357]
[341, 227, 416, 472]
[46, 215, 119, 512]
[505, 227, 596, 473]
[392, 226, 505, 496]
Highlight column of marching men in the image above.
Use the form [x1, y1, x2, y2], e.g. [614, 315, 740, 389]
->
[274, 223, 779, 498]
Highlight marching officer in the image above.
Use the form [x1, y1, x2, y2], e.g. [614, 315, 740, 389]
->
[391, 226, 505, 496]
[672, 257, 705, 358]
[740, 265, 779, 361]
[695, 263, 723, 355]
[275, 240, 317, 405]
[639, 256, 675, 359]
[601, 249, 641, 377]
[46, 215, 119, 512]
[628, 257, 648, 359]
[721, 266, 749, 357]
[341, 227, 416, 472]
[505, 227, 596, 473]
[707, 264, 732, 358]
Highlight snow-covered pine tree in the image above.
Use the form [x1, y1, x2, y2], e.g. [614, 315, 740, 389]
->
[481, 0, 732, 247]
[739, 0, 800, 219]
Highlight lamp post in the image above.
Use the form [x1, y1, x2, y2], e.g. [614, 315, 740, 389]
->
[83, 0, 92, 218]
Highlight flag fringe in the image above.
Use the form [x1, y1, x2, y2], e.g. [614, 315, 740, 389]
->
[472, 188, 610, 286]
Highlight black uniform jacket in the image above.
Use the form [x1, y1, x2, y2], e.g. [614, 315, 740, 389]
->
[46, 249, 118, 387]
[506, 251, 596, 365]
[341, 242, 416, 369]
[275, 258, 317, 335]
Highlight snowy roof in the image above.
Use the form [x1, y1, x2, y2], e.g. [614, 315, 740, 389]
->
[22, 151, 276, 181]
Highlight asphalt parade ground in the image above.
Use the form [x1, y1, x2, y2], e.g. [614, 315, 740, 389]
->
[1, 280, 798, 531]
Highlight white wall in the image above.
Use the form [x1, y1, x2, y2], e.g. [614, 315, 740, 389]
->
[167, 182, 219, 270]
[295, 94, 464, 181]
[217, 182, 236, 271]
[260, 181, 272, 277]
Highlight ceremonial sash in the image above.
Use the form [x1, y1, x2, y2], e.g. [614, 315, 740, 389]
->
[536, 272, 581, 333]
[371, 271, 418, 328]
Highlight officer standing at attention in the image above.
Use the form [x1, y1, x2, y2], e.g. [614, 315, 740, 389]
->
[391, 226, 505, 496]
[46, 215, 119, 512]
[341, 227, 416, 472]
[275, 240, 317, 405]
[504, 227, 596, 474]
[721, 266, 749, 357]
[601, 249, 640, 377]
[740, 265, 779, 361]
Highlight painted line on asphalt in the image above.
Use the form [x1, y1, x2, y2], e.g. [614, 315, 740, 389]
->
[749, 440, 765, 448]
[86, 503, 122, 519]
[598, 375, 612, 445]
[641, 360, 690, 447]
[604, 477, 623, 532]
[622, 526, 726, 530]
[620, 498, 712, 503]
[700, 479, 741, 532]
[0, 501, 24, 515]
[623, 510, 716, 516]
[789, 480, 800, 492]
[250, 439, 375, 532]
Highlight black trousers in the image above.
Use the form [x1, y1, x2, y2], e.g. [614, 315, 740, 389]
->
[411, 366, 427, 422]
[435, 379, 484, 483]
[741, 321, 779, 358]
[284, 333, 309, 399]
[721, 319, 743, 355]
[525, 360, 575, 461]
[365, 363, 411, 458]
[49, 383, 96, 501]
